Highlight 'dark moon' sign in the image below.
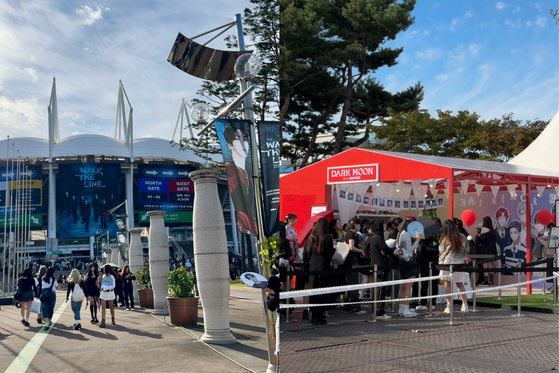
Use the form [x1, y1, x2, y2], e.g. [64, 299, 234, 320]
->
[327, 164, 379, 184]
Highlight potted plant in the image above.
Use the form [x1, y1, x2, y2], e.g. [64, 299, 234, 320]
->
[167, 267, 198, 326]
[136, 262, 154, 309]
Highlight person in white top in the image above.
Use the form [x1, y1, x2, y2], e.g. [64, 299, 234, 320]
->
[99, 264, 118, 328]
[396, 216, 421, 318]
[40, 267, 60, 331]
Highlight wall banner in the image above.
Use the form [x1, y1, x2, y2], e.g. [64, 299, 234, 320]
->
[257, 121, 280, 238]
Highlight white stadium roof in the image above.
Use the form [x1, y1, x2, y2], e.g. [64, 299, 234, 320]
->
[0, 135, 222, 164]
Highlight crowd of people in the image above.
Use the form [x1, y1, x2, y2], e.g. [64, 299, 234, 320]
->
[276, 213, 523, 325]
[11, 262, 138, 331]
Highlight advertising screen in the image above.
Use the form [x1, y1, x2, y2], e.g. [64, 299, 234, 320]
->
[0, 164, 43, 229]
[57, 163, 121, 238]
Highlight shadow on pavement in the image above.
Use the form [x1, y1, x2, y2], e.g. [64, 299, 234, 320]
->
[229, 322, 265, 334]
[80, 328, 118, 340]
[49, 328, 89, 341]
[113, 326, 162, 339]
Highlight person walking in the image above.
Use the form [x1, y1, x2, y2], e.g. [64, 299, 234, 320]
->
[439, 219, 470, 313]
[35, 266, 47, 324]
[366, 219, 393, 320]
[121, 265, 136, 310]
[396, 216, 421, 317]
[341, 217, 367, 315]
[66, 269, 86, 330]
[84, 263, 100, 323]
[18, 268, 37, 327]
[40, 267, 59, 331]
[99, 264, 118, 327]
[303, 217, 336, 325]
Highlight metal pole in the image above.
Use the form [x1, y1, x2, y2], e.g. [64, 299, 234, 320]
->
[370, 264, 378, 322]
[390, 269, 395, 312]
[472, 259, 478, 312]
[553, 254, 559, 306]
[512, 261, 526, 317]
[285, 271, 291, 323]
[9, 143, 14, 292]
[427, 262, 433, 317]
[2, 135, 9, 293]
[235, 13, 276, 373]
[14, 155, 20, 283]
[495, 255, 505, 300]
[449, 265, 454, 325]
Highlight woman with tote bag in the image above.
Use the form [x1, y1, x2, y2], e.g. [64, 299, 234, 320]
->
[66, 269, 86, 330]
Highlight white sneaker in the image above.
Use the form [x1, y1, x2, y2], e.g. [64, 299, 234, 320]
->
[461, 303, 469, 312]
[398, 304, 405, 316]
[415, 305, 427, 311]
[403, 308, 417, 318]
[444, 305, 451, 314]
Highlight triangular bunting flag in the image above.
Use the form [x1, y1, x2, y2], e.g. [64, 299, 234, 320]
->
[444, 181, 450, 199]
[520, 184, 526, 194]
[386, 184, 394, 199]
[555, 186, 559, 196]
[401, 185, 412, 200]
[460, 180, 470, 195]
[475, 184, 484, 197]
[536, 185, 545, 198]
[490, 185, 500, 199]
[419, 184, 428, 198]
[383, 183, 391, 194]
[396, 181, 403, 192]
[411, 180, 422, 198]
[506, 184, 517, 198]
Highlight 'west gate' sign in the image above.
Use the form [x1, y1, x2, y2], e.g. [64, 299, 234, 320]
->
[327, 164, 379, 184]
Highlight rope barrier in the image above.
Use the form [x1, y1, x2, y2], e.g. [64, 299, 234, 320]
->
[279, 274, 451, 300]
[278, 272, 559, 309]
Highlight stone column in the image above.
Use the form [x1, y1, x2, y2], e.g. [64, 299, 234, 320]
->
[110, 246, 119, 265]
[148, 211, 168, 315]
[191, 169, 236, 344]
[128, 228, 144, 300]
[117, 246, 124, 268]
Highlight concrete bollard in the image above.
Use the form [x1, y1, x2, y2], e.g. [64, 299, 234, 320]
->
[128, 228, 144, 301]
[190, 169, 236, 345]
[148, 210, 168, 315]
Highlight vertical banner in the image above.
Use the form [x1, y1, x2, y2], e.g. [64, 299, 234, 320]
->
[0, 164, 43, 229]
[136, 164, 197, 226]
[57, 163, 121, 238]
[215, 119, 258, 236]
[257, 121, 280, 238]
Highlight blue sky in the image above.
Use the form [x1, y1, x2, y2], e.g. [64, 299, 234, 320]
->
[0, 0, 253, 139]
[0, 1, 557, 142]
[374, 0, 559, 123]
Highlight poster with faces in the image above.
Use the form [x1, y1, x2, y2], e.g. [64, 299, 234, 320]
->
[363, 195, 370, 206]
[403, 200, 409, 210]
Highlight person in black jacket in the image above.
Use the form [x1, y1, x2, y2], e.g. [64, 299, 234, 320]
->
[84, 263, 100, 323]
[121, 265, 136, 310]
[18, 268, 37, 327]
[366, 219, 393, 320]
[303, 217, 336, 325]
[474, 216, 498, 285]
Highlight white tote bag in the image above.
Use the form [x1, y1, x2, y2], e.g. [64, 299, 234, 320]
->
[332, 242, 350, 266]
[30, 299, 41, 313]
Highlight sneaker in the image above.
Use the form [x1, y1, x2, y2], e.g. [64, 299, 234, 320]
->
[352, 309, 367, 315]
[415, 305, 427, 311]
[444, 305, 451, 314]
[488, 282, 494, 286]
[461, 303, 469, 313]
[73, 324, 78, 330]
[44, 326, 50, 331]
[37, 318, 43, 324]
[94, 318, 99, 323]
[479, 281, 488, 286]
[376, 314, 392, 320]
[23, 321, 30, 327]
[126, 308, 130, 311]
[21, 319, 26, 325]
[90, 318, 96, 323]
[403, 308, 417, 318]
[76, 323, 82, 330]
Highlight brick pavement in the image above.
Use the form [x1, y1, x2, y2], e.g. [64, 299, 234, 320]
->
[279, 303, 559, 373]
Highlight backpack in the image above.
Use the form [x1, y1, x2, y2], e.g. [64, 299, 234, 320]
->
[72, 282, 86, 302]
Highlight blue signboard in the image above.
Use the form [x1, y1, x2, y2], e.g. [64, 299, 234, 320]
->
[136, 164, 196, 226]
[0, 164, 43, 229]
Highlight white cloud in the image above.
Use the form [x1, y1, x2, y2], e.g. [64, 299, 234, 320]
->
[468, 44, 481, 56]
[416, 48, 443, 60]
[424, 30, 430, 35]
[76, 5, 105, 26]
[496, 2, 506, 10]
[513, 6, 521, 13]
[450, 18, 459, 31]
[15, 67, 39, 82]
[532, 2, 542, 11]
[0, 96, 44, 137]
[535, 16, 546, 28]
[526, 21, 532, 26]
[504, 19, 521, 28]
[464, 10, 473, 18]
[436, 73, 448, 81]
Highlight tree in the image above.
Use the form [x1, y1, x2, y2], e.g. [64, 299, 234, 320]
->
[373, 109, 548, 162]
[280, 0, 422, 167]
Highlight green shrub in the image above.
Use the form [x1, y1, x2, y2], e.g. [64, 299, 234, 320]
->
[135, 262, 151, 290]
[167, 267, 196, 298]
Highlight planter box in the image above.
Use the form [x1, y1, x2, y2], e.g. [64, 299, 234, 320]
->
[167, 297, 199, 326]
[138, 289, 154, 309]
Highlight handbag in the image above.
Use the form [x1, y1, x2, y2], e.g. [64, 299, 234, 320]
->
[72, 282, 86, 302]
[30, 299, 41, 313]
[40, 280, 55, 302]
[14, 279, 23, 302]
[332, 242, 350, 265]
[393, 246, 413, 262]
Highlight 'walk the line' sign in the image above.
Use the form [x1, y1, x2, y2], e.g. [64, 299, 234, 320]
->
[327, 164, 379, 184]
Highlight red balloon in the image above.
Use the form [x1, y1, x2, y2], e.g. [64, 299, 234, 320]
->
[537, 209, 552, 225]
[461, 209, 476, 227]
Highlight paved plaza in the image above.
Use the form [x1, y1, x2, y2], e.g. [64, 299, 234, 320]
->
[280, 291, 559, 373]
